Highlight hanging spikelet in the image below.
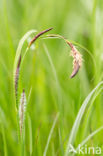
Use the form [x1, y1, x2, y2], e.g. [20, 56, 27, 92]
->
[66, 41, 82, 78]
[45, 34, 82, 78]
[19, 89, 27, 136]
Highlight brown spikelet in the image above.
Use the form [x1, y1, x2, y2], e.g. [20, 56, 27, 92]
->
[15, 55, 21, 98]
[28, 28, 53, 47]
[66, 41, 82, 78]
[70, 62, 80, 78]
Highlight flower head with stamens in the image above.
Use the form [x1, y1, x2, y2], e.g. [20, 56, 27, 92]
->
[19, 89, 27, 136]
[66, 41, 82, 78]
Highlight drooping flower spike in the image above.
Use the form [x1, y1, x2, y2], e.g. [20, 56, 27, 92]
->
[66, 41, 82, 78]
[46, 34, 82, 78]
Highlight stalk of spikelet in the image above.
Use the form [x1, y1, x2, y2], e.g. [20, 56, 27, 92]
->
[19, 89, 27, 136]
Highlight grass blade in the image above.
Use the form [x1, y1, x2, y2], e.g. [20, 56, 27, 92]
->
[43, 44, 62, 110]
[76, 126, 103, 150]
[2, 125, 8, 156]
[43, 112, 59, 156]
[65, 81, 103, 156]
[28, 115, 33, 156]
[71, 126, 103, 156]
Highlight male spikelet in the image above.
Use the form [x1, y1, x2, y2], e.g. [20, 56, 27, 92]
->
[19, 89, 27, 136]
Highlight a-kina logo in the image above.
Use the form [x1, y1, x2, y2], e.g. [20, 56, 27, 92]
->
[67, 144, 102, 155]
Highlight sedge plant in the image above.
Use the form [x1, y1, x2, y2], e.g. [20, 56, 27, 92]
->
[12, 26, 103, 156]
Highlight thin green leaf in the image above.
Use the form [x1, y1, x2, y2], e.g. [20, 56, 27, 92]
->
[65, 81, 103, 156]
[43, 112, 59, 156]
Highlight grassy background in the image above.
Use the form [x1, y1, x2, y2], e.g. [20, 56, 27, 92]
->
[0, 0, 103, 155]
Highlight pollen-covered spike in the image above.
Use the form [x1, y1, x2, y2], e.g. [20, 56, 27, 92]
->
[70, 62, 80, 78]
[19, 89, 27, 136]
[66, 41, 82, 78]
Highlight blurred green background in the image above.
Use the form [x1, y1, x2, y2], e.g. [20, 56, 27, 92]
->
[0, 0, 103, 155]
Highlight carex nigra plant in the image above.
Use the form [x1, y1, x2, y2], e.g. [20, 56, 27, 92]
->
[13, 28, 83, 148]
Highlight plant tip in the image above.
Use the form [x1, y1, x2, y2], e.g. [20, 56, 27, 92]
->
[28, 27, 53, 48]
